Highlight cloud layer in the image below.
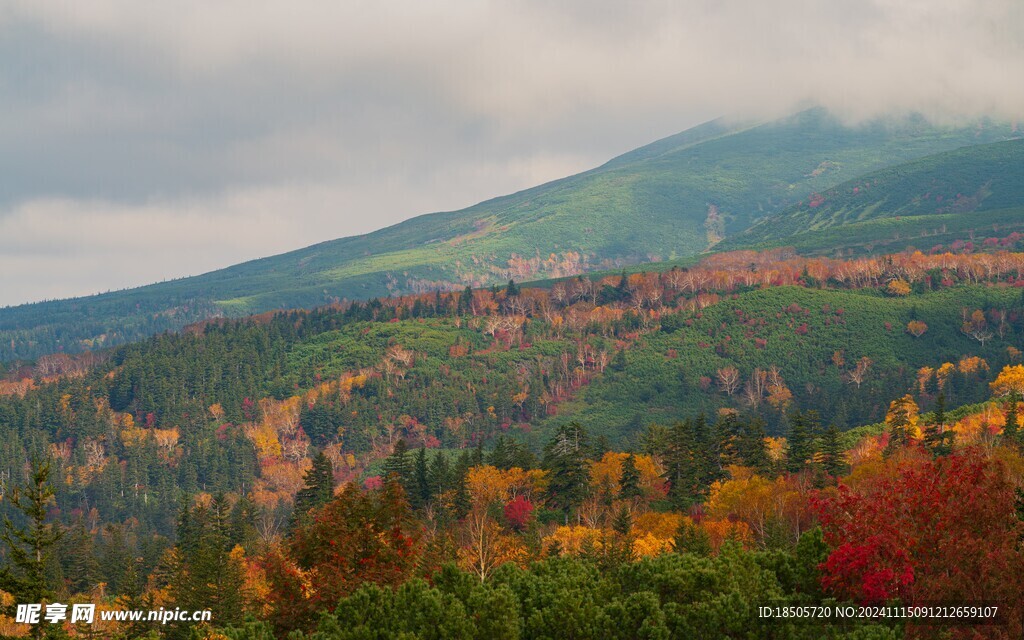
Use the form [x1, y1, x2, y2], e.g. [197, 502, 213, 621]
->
[2, 0, 1022, 305]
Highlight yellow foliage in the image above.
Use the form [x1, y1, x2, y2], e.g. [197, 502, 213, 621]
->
[633, 532, 675, 558]
[588, 452, 662, 496]
[990, 364, 1024, 398]
[633, 512, 682, 541]
[700, 518, 753, 553]
[958, 355, 989, 375]
[885, 395, 922, 439]
[543, 526, 603, 556]
[886, 279, 911, 296]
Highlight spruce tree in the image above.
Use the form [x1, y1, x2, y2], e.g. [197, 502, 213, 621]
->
[1003, 392, 1020, 446]
[382, 439, 412, 487]
[740, 417, 770, 472]
[428, 451, 451, 498]
[819, 424, 846, 478]
[618, 454, 642, 500]
[291, 452, 334, 530]
[412, 447, 431, 509]
[924, 392, 953, 456]
[0, 458, 63, 610]
[786, 411, 816, 474]
[542, 422, 591, 520]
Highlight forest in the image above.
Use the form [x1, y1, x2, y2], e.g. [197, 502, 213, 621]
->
[0, 246, 1023, 638]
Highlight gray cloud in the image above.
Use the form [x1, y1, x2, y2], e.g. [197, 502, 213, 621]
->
[1, 0, 1022, 306]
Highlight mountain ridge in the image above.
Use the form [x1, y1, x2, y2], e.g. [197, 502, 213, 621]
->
[2, 108, 1019, 360]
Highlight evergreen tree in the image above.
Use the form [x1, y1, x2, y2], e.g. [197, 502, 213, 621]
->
[291, 452, 335, 530]
[786, 411, 817, 473]
[1003, 392, 1020, 447]
[819, 424, 846, 478]
[458, 286, 473, 315]
[428, 451, 451, 498]
[382, 439, 412, 488]
[739, 417, 770, 472]
[60, 520, 100, 595]
[924, 392, 953, 456]
[169, 496, 246, 632]
[0, 457, 63, 615]
[412, 447, 431, 509]
[506, 279, 520, 297]
[618, 454, 642, 501]
[542, 423, 591, 520]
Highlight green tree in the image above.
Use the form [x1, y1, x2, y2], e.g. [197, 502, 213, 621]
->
[618, 454, 642, 501]
[542, 423, 591, 520]
[786, 411, 818, 473]
[819, 424, 846, 478]
[291, 451, 334, 530]
[0, 457, 63, 616]
[412, 447, 431, 509]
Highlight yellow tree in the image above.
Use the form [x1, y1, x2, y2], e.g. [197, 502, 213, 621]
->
[459, 466, 524, 581]
[990, 365, 1024, 398]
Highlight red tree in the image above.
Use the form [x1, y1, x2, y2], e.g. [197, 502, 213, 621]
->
[813, 448, 1024, 638]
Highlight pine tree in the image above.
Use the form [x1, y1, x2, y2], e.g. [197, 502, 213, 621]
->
[740, 417, 770, 472]
[618, 454, 642, 500]
[924, 392, 953, 456]
[1003, 392, 1020, 446]
[291, 452, 335, 530]
[819, 424, 846, 478]
[428, 451, 451, 498]
[412, 447, 431, 509]
[786, 411, 817, 473]
[0, 457, 63, 612]
[542, 422, 591, 520]
[382, 439, 412, 488]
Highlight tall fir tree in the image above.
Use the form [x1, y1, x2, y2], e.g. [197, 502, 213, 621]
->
[819, 424, 846, 478]
[618, 454, 642, 500]
[786, 411, 818, 473]
[0, 457, 63, 616]
[291, 452, 335, 530]
[542, 422, 591, 521]
[412, 447, 431, 509]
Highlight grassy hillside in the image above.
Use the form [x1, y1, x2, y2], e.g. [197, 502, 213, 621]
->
[2, 109, 1019, 360]
[726, 139, 1024, 254]
[556, 285, 1023, 444]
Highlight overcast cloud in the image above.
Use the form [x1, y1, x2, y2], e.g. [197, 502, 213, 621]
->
[1, 0, 1022, 306]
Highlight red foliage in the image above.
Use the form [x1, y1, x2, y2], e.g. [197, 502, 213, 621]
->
[812, 448, 1024, 636]
[266, 482, 422, 633]
[504, 495, 534, 531]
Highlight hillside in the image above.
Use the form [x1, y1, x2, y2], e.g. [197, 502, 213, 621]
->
[725, 138, 1024, 254]
[2, 247, 1024, 637]
[3, 109, 1019, 361]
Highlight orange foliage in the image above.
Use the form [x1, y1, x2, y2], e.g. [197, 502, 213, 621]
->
[990, 364, 1024, 398]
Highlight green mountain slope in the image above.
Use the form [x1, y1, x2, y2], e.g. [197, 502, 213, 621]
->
[2, 109, 1019, 360]
[726, 138, 1024, 253]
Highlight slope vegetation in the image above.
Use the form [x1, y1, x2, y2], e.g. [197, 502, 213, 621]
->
[2, 110, 1019, 360]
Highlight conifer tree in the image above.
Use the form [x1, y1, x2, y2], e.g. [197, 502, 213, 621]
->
[786, 411, 817, 473]
[819, 424, 846, 478]
[0, 458, 63, 611]
[382, 439, 412, 488]
[618, 454, 642, 500]
[542, 422, 591, 520]
[291, 452, 335, 530]
[412, 447, 431, 509]
[1003, 392, 1020, 447]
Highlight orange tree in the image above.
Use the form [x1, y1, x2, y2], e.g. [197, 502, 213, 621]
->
[262, 480, 422, 632]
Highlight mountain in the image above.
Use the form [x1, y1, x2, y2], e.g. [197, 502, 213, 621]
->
[724, 138, 1024, 254]
[2, 108, 1019, 361]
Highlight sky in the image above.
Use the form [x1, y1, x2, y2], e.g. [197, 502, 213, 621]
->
[1, 0, 1022, 307]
